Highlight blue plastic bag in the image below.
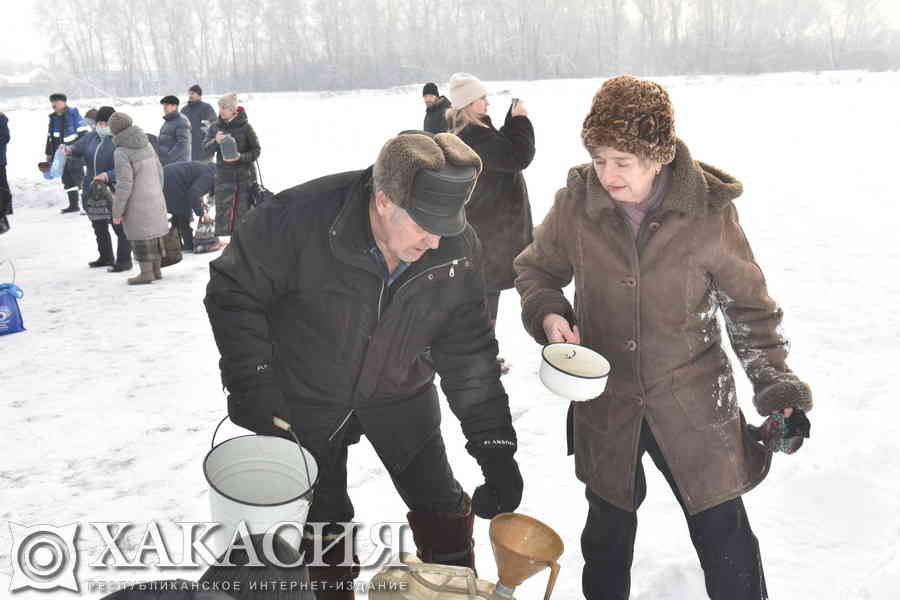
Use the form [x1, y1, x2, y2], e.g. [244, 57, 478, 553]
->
[43, 146, 68, 180]
[0, 283, 25, 336]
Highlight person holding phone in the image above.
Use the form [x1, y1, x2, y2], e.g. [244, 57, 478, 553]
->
[445, 73, 535, 374]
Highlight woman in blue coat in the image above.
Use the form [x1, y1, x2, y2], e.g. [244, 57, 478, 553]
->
[67, 106, 132, 270]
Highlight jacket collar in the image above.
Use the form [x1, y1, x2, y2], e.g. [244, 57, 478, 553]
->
[578, 137, 744, 222]
[329, 168, 467, 280]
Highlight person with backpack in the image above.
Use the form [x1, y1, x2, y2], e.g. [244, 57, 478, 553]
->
[202, 92, 261, 237]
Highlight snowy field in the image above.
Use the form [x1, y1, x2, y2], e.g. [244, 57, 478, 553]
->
[1, 70, 899, 599]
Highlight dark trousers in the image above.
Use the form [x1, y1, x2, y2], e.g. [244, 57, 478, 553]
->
[307, 415, 465, 534]
[582, 421, 767, 600]
[171, 214, 194, 250]
[61, 160, 83, 209]
[92, 219, 131, 265]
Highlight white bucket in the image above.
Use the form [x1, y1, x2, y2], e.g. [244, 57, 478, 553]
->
[203, 417, 319, 557]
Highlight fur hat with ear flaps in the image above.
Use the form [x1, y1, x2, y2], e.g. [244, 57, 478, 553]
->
[374, 132, 482, 212]
[582, 74, 676, 165]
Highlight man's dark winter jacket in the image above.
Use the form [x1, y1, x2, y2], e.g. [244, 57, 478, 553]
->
[204, 168, 515, 473]
[44, 106, 90, 156]
[181, 99, 217, 161]
[423, 96, 451, 134]
[0, 112, 9, 166]
[163, 161, 215, 216]
[456, 110, 535, 291]
[70, 131, 116, 196]
[158, 111, 192, 166]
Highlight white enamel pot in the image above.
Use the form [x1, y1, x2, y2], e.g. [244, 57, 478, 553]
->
[539, 343, 611, 402]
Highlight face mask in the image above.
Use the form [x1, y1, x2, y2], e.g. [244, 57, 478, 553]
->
[97, 125, 112, 137]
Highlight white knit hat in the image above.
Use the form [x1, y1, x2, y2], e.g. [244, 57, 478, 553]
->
[218, 92, 239, 112]
[448, 73, 487, 109]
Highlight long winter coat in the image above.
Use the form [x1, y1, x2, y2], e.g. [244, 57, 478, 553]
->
[70, 131, 117, 221]
[205, 168, 515, 473]
[112, 125, 169, 242]
[514, 138, 813, 515]
[181, 99, 217, 161]
[163, 161, 215, 217]
[456, 111, 535, 291]
[423, 96, 451, 134]
[158, 111, 192, 166]
[203, 108, 261, 236]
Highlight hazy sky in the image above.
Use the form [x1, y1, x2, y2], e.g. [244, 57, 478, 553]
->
[3, 0, 900, 69]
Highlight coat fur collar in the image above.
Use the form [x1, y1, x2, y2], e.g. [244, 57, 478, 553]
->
[570, 138, 743, 221]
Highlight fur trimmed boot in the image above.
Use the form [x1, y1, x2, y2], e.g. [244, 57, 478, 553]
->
[407, 493, 476, 571]
[152, 260, 162, 280]
[127, 262, 155, 285]
[301, 530, 360, 599]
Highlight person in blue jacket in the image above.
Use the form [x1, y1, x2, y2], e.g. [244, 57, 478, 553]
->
[67, 106, 132, 270]
[163, 160, 215, 251]
[45, 93, 90, 213]
[158, 95, 192, 165]
[1, 111, 11, 234]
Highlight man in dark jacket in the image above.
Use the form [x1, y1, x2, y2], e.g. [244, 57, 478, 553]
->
[0, 111, 10, 234]
[422, 82, 451, 134]
[45, 93, 90, 213]
[205, 132, 523, 599]
[163, 160, 215, 251]
[158, 96, 192, 166]
[181, 84, 217, 162]
[68, 106, 131, 270]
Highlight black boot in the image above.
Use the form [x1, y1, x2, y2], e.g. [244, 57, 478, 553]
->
[107, 262, 133, 273]
[407, 493, 476, 571]
[61, 190, 80, 213]
[89, 257, 113, 268]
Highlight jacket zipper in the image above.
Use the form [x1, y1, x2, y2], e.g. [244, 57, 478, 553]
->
[330, 257, 464, 442]
[393, 257, 464, 297]
[331, 274, 386, 442]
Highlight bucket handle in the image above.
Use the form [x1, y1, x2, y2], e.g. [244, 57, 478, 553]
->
[211, 415, 313, 494]
[406, 561, 479, 598]
[542, 559, 561, 600]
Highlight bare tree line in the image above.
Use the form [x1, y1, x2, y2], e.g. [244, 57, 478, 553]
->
[37, 0, 897, 96]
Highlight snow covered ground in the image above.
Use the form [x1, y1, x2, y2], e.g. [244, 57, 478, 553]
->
[1, 70, 899, 599]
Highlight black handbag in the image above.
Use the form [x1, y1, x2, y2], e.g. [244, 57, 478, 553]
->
[160, 224, 183, 267]
[251, 161, 274, 207]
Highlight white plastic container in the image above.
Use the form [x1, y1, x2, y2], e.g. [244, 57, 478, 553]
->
[203, 419, 318, 556]
[539, 343, 610, 402]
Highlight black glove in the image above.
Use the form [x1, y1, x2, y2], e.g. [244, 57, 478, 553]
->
[468, 438, 524, 519]
[748, 409, 811, 454]
[227, 385, 289, 436]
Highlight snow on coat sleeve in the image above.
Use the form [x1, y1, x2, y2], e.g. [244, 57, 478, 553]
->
[711, 203, 812, 416]
[514, 187, 576, 345]
[112, 148, 133, 219]
[430, 228, 517, 450]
